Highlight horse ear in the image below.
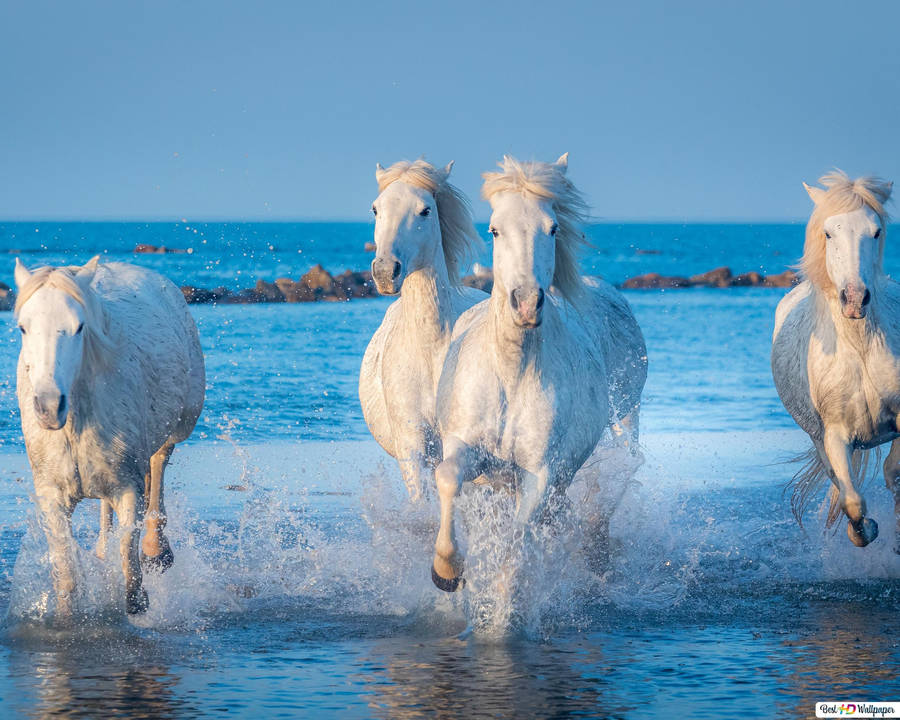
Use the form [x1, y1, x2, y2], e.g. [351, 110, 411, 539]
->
[803, 182, 826, 205]
[14, 258, 31, 289]
[76, 255, 100, 285]
[555, 152, 569, 173]
[442, 160, 455, 179]
[375, 163, 386, 184]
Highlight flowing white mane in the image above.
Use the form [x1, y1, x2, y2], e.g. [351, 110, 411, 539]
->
[802, 170, 892, 291]
[376, 159, 483, 284]
[15, 264, 115, 368]
[481, 155, 589, 303]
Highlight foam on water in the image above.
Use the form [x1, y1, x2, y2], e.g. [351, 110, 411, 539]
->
[4, 434, 898, 643]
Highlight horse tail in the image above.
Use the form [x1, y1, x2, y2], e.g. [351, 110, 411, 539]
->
[787, 444, 882, 528]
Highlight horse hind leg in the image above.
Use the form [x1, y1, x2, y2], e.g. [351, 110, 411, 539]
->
[883, 438, 900, 554]
[141, 442, 175, 573]
[95, 500, 114, 560]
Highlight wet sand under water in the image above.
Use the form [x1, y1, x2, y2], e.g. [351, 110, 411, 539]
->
[0, 431, 897, 718]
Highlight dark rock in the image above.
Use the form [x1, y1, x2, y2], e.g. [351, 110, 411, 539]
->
[763, 270, 799, 288]
[255, 279, 285, 302]
[731, 271, 766, 286]
[298, 264, 335, 300]
[690, 266, 732, 287]
[134, 244, 187, 254]
[220, 288, 265, 304]
[0, 282, 15, 311]
[622, 272, 692, 289]
[181, 286, 229, 304]
[635, 248, 661, 255]
[334, 270, 376, 300]
[364, 242, 376, 253]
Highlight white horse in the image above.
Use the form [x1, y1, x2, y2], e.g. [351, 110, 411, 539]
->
[359, 159, 486, 501]
[431, 154, 647, 591]
[13, 257, 205, 616]
[773, 171, 900, 550]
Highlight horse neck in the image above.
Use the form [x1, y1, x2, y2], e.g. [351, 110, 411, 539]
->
[397, 247, 456, 340]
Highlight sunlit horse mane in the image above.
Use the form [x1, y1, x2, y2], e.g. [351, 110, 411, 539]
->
[481, 155, 589, 303]
[14, 263, 115, 367]
[801, 170, 892, 291]
[376, 159, 483, 284]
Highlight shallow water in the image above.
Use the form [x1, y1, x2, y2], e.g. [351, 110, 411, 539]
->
[0, 225, 899, 717]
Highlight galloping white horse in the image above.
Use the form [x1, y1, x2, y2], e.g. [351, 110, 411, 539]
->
[14, 257, 205, 616]
[431, 154, 647, 591]
[359, 159, 485, 500]
[773, 171, 900, 550]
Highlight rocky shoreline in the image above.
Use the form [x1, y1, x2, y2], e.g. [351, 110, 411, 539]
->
[0, 264, 799, 311]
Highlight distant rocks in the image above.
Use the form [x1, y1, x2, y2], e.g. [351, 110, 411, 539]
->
[623, 266, 798, 289]
[364, 242, 376, 253]
[180, 264, 377, 305]
[134, 244, 190, 254]
[0, 282, 14, 312]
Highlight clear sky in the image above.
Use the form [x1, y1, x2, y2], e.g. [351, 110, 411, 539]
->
[1, 0, 898, 221]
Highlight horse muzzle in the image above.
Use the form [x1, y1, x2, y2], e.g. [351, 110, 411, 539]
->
[510, 286, 545, 328]
[371, 257, 403, 295]
[33, 391, 67, 430]
[839, 285, 871, 319]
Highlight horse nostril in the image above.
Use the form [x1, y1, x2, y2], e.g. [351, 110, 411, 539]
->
[862, 289, 871, 306]
[510, 290, 519, 311]
[58, 394, 67, 417]
[536, 288, 545, 310]
[391, 261, 401, 280]
[839, 289, 848, 305]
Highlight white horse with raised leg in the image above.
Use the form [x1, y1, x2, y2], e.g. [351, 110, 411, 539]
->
[359, 159, 486, 501]
[773, 171, 900, 550]
[431, 154, 647, 591]
[14, 257, 205, 617]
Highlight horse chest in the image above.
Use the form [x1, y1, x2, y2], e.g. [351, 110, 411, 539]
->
[813, 341, 900, 440]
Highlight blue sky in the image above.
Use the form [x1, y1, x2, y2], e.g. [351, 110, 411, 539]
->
[1, 0, 898, 221]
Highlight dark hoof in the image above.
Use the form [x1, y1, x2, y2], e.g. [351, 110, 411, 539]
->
[142, 539, 174, 574]
[847, 517, 878, 547]
[432, 565, 465, 593]
[126, 588, 149, 615]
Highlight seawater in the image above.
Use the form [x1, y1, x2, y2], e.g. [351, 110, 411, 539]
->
[0, 223, 897, 718]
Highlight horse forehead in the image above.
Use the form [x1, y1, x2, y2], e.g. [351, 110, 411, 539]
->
[490, 192, 552, 227]
[376, 181, 431, 213]
[21, 286, 82, 323]
[824, 207, 880, 233]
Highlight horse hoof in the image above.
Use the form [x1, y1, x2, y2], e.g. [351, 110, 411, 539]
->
[432, 565, 465, 593]
[847, 517, 878, 547]
[126, 588, 149, 615]
[142, 543, 174, 574]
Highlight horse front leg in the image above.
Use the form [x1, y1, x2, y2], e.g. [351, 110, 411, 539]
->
[432, 437, 481, 592]
[822, 428, 878, 547]
[95, 500, 113, 560]
[111, 486, 148, 614]
[883, 437, 900, 554]
[34, 483, 78, 620]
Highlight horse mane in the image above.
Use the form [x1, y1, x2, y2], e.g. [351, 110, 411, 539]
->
[801, 170, 892, 291]
[14, 264, 116, 368]
[481, 155, 589, 304]
[376, 159, 484, 284]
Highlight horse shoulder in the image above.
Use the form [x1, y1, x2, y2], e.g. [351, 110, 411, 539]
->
[359, 300, 401, 455]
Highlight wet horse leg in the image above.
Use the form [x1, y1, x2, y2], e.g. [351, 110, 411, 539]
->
[432, 437, 482, 592]
[95, 500, 114, 560]
[113, 485, 148, 614]
[883, 437, 900, 554]
[142, 442, 175, 572]
[34, 483, 78, 619]
[822, 429, 878, 546]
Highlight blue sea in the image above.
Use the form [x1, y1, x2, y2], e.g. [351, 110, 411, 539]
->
[0, 222, 898, 718]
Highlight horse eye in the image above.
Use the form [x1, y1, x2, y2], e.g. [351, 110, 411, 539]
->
[874, 228, 882, 239]
[419, 207, 430, 217]
[549, 224, 559, 237]
[372, 206, 377, 217]
[18, 325, 25, 335]
[489, 227, 499, 238]
[824, 231, 832, 240]
[75, 323, 84, 335]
